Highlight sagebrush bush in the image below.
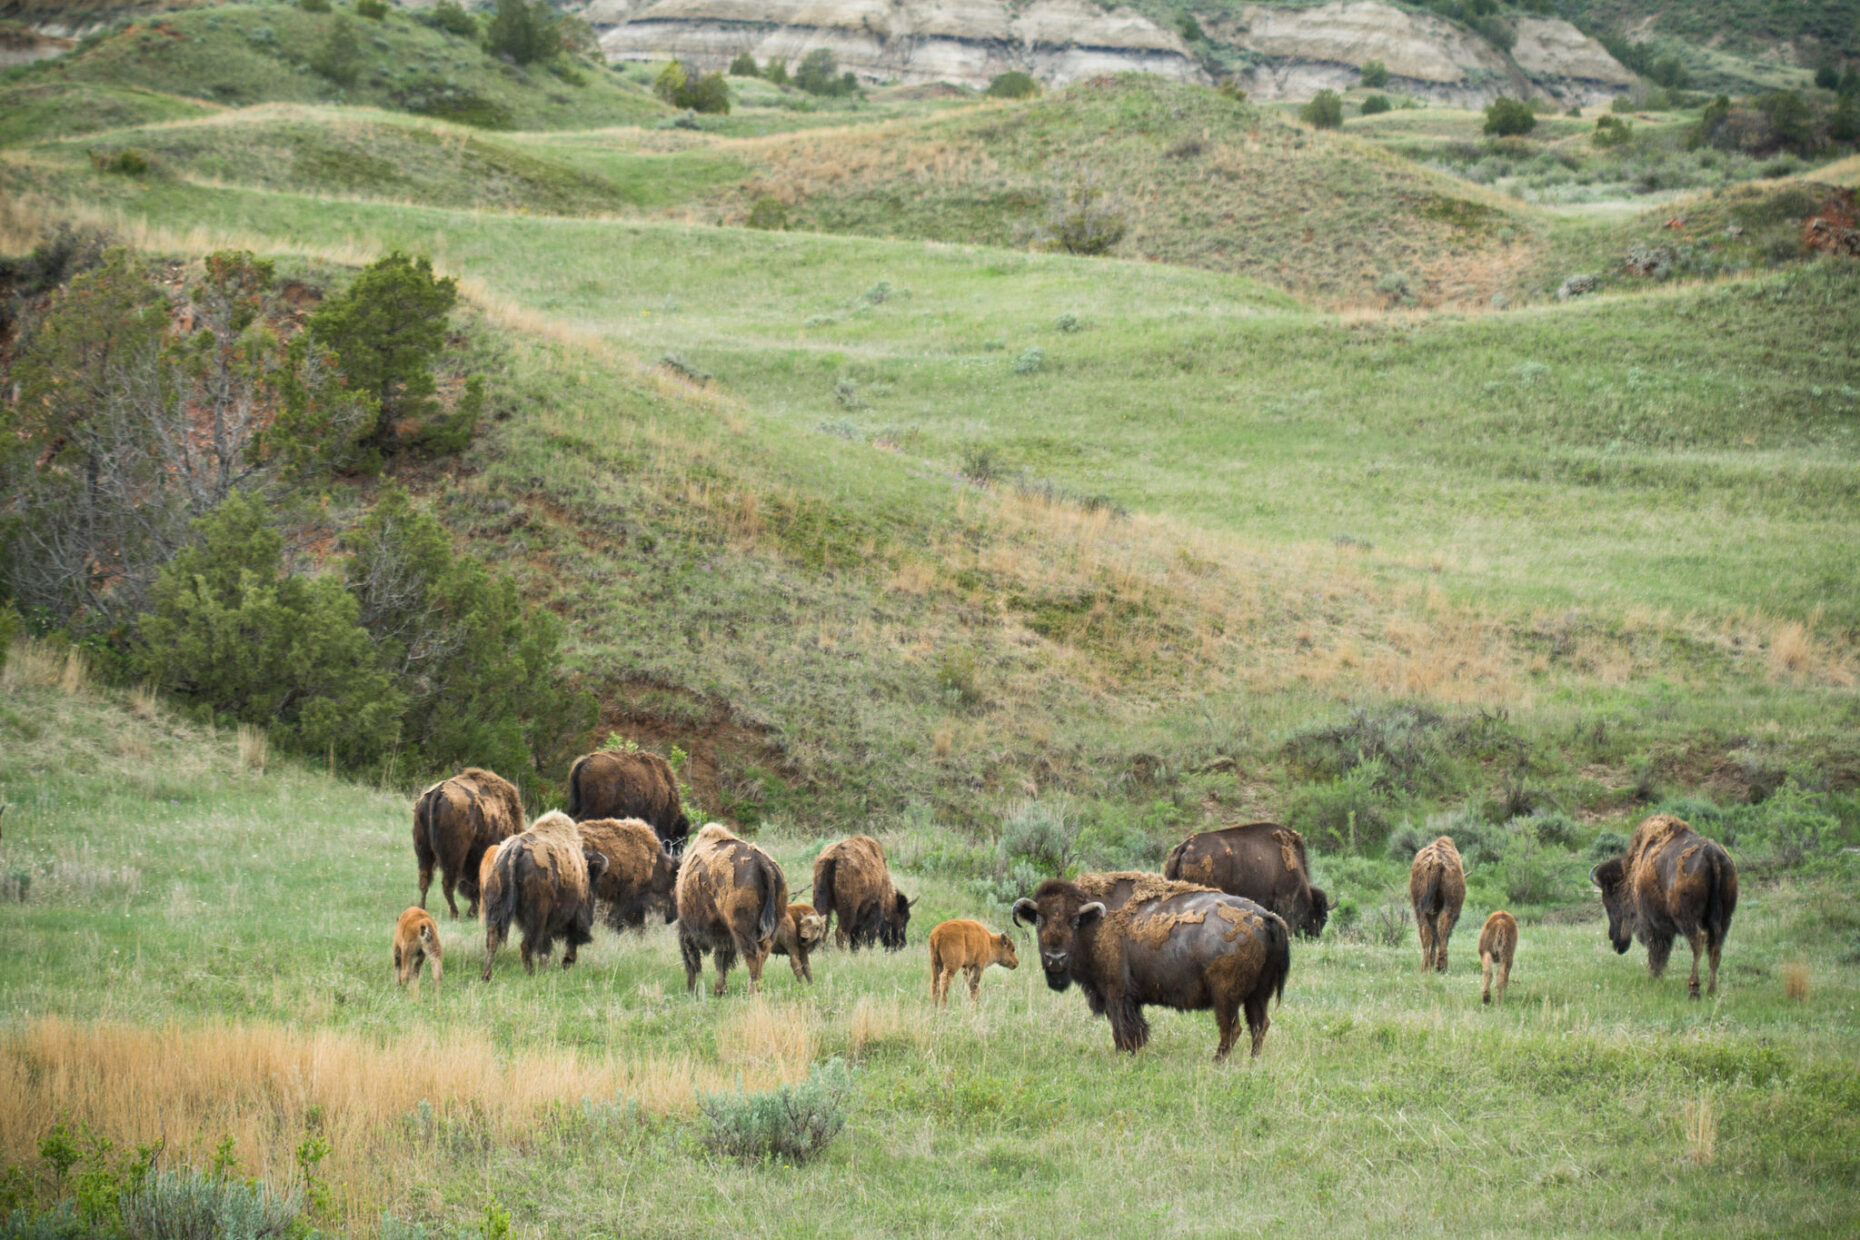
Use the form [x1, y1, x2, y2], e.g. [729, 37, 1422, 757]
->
[1360, 94, 1391, 116]
[1287, 763, 1392, 856]
[1586, 828, 1629, 862]
[997, 800, 1079, 875]
[1360, 60, 1389, 88]
[698, 1059, 853, 1164]
[121, 1168, 302, 1240]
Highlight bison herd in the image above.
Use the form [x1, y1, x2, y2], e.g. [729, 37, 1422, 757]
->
[393, 748, 1742, 1063]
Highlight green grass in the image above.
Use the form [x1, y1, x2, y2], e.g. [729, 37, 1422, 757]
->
[0, 80, 215, 147]
[2, 682, 1857, 1237]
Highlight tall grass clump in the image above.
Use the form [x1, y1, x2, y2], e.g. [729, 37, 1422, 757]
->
[696, 1059, 853, 1164]
[120, 1168, 302, 1240]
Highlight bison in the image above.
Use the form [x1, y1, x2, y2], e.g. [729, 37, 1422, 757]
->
[1012, 872, 1290, 1061]
[392, 907, 442, 995]
[1163, 822, 1330, 939]
[412, 767, 523, 918]
[675, 823, 788, 996]
[1591, 814, 1737, 999]
[1409, 836, 1466, 974]
[928, 918, 1019, 1008]
[1479, 910, 1517, 1005]
[481, 811, 608, 981]
[770, 903, 828, 984]
[578, 817, 679, 933]
[813, 834, 913, 951]
[565, 749, 690, 854]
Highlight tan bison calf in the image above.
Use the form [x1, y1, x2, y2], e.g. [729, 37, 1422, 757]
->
[813, 834, 913, 951]
[1409, 836, 1466, 974]
[578, 817, 680, 932]
[412, 767, 523, 918]
[770, 903, 828, 984]
[675, 823, 788, 996]
[1479, 910, 1517, 1005]
[392, 907, 442, 995]
[928, 919, 1019, 1007]
[481, 812, 608, 981]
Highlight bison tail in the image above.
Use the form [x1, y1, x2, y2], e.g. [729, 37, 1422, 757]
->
[415, 783, 444, 864]
[1706, 846, 1737, 949]
[1161, 838, 1187, 882]
[486, 841, 524, 947]
[757, 863, 784, 945]
[565, 755, 590, 821]
[813, 855, 838, 927]
[1416, 863, 1441, 919]
[1265, 913, 1291, 1008]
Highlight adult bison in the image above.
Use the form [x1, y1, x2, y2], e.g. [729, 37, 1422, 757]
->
[1409, 835, 1466, 974]
[412, 767, 523, 918]
[1163, 822, 1330, 939]
[1012, 872, 1290, 1061]
[578, 817, 679, 933]
[565, 749, 690, 854]
[481, 811, 608, 981]
[1591, 814, 1737, 999]
[813, 834, 913, 951]
[675, 823, 788, 995]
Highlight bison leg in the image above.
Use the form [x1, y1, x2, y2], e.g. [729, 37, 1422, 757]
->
[1645, 931, 1673, 981]
[1707, 935, 1723, 998]
[1433, 913, 1454, 973]
[481, 932, 500, 983]
[417, 864, 433, 911]
[680, 936, 704, 995]
[1497, 955, 1510, 1003]
[931, 965, 948, 1008]
[1213, 999, 1242, 1062]
[1109, 998, 1151, 1053]
[1684, 928, 1706, 1000]
[789, 953, 810, 985]
[1417, 917, 1435, 973]
[1482, 952, 1494, 1005]
[711, 944, 737, 997]
[744, 947, 766, 995]
[965, 965, 983, 1005]
[441, 871, 461, 920]
[1245, 997, 1272, 1058]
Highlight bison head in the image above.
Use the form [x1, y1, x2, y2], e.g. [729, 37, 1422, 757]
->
[879, 891, 914, 952]
[583, 850, 610, 885]
[1591, 857, 1635, 953]
[995, 931, 1020, 970]
[1301, 886, 1331, 940]
[795, 909, 828, 952]
[1012, 881, 1105, 992]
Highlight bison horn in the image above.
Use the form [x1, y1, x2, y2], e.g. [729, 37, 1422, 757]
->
[1588, 864, 1601, 886]
[1073, 901, 1106, 926]
[1011, 898, 1038, 926]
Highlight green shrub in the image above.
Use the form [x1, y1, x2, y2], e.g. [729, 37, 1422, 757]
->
[354, 0, 387, 21]
[764, 59, 787, 86]
[1360, 94, 1391, 115]
[483, 0, 560, 65]
[728, 52, 759, 77]
[298, 0, 330, 11]
[985, 71, 1039, 100]
[1593, 114, 1633, 147]
[88, 148, 151, 175]
[1288, 762, 1392, 855]
[1011, 346, 1044, 375]
[420, 1, 478, 38]
[1360, 60, 1389, 89]
[1758, 90, 1813, 153]
[997, 799, 1079, 875]
[1281, 704, 1475, 796]
[1042, 173, 1127, 255]
[677, 71, 730, 114]
[1483, 95, 1535, 136]
[1586, 828, 1629, 862]
[795, 48, 857, 97]
[121, 1168, 302, 1240]
[1728, 777, 1845, 870]
[1494, 827, 1568, 905]
[697, 1060, 854, 1164]
[1300, 90, 1343, 129]
[309, 16, 362, 87]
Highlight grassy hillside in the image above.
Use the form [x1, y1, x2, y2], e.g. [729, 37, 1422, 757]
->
[1551, 0, 1860, 62]
[0, 79, 214, 146]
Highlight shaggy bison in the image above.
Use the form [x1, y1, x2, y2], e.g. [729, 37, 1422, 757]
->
[412, 767, 523, 918]
[565, 749, 690, 854]
[813, 834, 913, 951]
[1591, 814, 1737, 999]
[928, 919, 1019, 1008]
[481, 811, 608, 981]
[1409, 836, 1466, 973]
[770, 903, 828, 984]
[578, 817, 679, 932]
[392, 907, 442, 995]
[675, 823, 788, 995]
[1479, 910, 1517, 1005]
[1164, 822, 1330, 939]
[1013, 872, 1290, 1061]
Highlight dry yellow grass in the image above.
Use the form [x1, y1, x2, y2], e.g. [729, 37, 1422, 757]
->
[717, 998, 814, 1075]
[1782, 960, 1809, 1003]
[2, 638, 62, 690]
[1683, 1092, 1718, 1165]
[236, 724, 269, 774]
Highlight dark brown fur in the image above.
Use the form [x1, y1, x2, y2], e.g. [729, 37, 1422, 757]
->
[770, 903, 828, 983]
[578, 817, 679, 932]
[928, 919, 1019, 1007]
[812, 834, 912, 951]
[412, 767, 523, 918]
[1409, 836, 1466, 974]
[1478, 910, 1517, 1005]
[675, 823, 788, 995]
[565, 749, 690, 853]
[392, 907, 442, 995]
[481, 812, 607, 981]
[1164, 822, 1330, 939]
[1591, 814, 1738, 999]
[1012, 871, 1290, 1061]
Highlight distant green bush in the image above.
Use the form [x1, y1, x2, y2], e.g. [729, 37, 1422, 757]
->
[698, 1060, 853, 1164]
[1042, 172, 1127, 255]
[483, 0, 560, 65]
[729, 52, 759, 77]
[1592, 114, 1633, 148]
[88, 147, 150, 175]
[997, 799, 1078, 874]
[354, 0, 387, 21]
[1289, 762, 1392, 855]
[795, 48, 857, 97]
[1360, 60, 1389, 89]
[746, 195, 788, 230]
[764, 59, 788, 86]
[1483, 95, 1535, 136]
[1301, 90, 1343, 129]
[1360, 94, 1391, 115]
[420, 1, 478, 38]
[985, 71, 1039, 100]
[309, 16, 362, 87]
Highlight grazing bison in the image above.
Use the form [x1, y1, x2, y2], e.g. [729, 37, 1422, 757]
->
[675, 823, 788, 995]
[1012, 872, 1290, 1061]
[770, 903, 828, 984]
[578, 817, 680, 932]
[481, 811, 608, 981]
[412, 768, 523, 918]
[1591, 814, 1737, 999]
[928, 919, 1019, 1008]
[392, 907, 443, 995]
[1479, 910, 1517, 1005]
[1164, 822, 1331, 939]
[565, 749, 690, 854]
[813, 834, 913, 951]
[1409, 836, 1466, 974]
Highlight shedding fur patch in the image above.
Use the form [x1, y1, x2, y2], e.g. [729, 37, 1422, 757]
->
[1132, 908, 1208, 948]
[1214, 903, 1261, 941]
[1273, 830, 1302, 876]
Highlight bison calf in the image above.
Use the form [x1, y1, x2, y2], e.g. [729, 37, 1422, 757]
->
[1592, 814, 1737, 999]
[1479, 910, 1517, 1005]
[481, 812, 608, 981]
[675, 823, 788, 996]
[770, 903, 828, 984]
[1409, 836, 1466, 974]
[928, 919, 1019, 1007]
[392, 907, 443, 995]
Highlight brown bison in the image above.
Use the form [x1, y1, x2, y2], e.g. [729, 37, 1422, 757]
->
[1012, 872, 1290, 1061]
[1591, 814, 1737, 999]
[392, 907, 442, 994]
[1479, 910, 1517, 1005]
[675, 823, 788, 995]
[928, 919, 1019, 1008]
[770, 903, 828, 984]
[413, 768, 524, 918]
[481, 811, 608, 981]
[1164, 822, 1330, 939]
[577, 817, 680, 932]
[565, 749, 690, 853]
[1409, 836, 1466, 974]
[813, 834, 913, 951]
